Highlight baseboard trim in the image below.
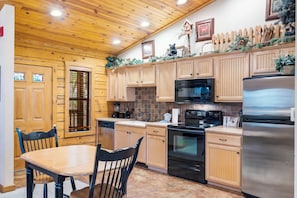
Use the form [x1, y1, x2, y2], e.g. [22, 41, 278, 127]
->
[0, 184, 16, 193]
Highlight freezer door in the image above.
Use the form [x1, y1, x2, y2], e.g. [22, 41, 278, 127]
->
[242, 122, 294, 198]
[243, 76, 294, 117]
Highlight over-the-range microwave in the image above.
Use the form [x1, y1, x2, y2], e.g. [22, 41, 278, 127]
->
[175, 78, 215, 103]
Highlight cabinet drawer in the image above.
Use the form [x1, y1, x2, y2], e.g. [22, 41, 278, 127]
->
[207, 133, 241, 147]
[115, 125, 145, 134]
[146, 126, 166, 136]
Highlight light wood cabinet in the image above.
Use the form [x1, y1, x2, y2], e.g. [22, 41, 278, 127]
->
[156, 61, 176, 102]
[193, 57, 214, 77]
[176, 58, 213, 79]
[176, 59, 194, 79]
[250, 44, 295, 76]
[214, 53, 249, 102]
[146, 126, 167, 172]
[114, 124, 146, 163]
[107, 68, 135, 101]
[206, 131, 242, 189]
[126, 63, 155, 87]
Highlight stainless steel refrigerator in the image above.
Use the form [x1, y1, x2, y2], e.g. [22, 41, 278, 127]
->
[242, 75, 295, 198]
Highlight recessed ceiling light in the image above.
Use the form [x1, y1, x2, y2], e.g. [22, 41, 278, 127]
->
[50, 9, 63, 17]
[176, 0, 187, 5]
[141, 21, 150, 27]
[112, 39, 121, 45]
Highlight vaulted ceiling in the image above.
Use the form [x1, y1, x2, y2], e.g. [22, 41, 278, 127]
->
[1, 0, 214, 57]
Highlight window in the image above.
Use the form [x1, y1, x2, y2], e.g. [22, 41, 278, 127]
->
[69, 70, 90, 132]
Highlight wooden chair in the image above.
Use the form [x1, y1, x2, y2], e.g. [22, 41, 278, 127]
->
[16, 126, 77, 198]
[70, 137, 143, 198]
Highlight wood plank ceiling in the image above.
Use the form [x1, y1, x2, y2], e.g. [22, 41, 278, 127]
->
[1, 0, 214, 57]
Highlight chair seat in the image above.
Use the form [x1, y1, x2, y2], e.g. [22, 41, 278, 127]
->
[70, 183, 121, 198]
[34, 173, 54, 184]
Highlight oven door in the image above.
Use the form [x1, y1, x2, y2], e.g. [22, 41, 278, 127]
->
[167, 127, 206, 183]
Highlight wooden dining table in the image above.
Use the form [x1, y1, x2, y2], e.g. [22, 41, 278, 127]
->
[21, 145, 99, 198]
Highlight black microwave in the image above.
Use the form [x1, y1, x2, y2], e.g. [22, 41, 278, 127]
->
[175, 78, 215, 103]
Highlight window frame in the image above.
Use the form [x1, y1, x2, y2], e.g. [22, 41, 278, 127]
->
[64, 63, 93, 138]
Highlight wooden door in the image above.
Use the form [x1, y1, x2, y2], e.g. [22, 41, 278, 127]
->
[193, 57, 214, 78]
[206, 143, 241, 188]
[176, 59, 194, 79]
[214, 53, 249, 102]
[140, 64, 155, 86]
[126, 66, 140, 87]
[156, 62, 176, 102]
[107, 70, 117, 101]
[14, 64, 53, 170]
[147, 135, 166, 169]
[130, 130, 146, 164]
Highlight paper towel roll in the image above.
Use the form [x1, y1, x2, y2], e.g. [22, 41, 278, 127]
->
[172, 108, 179, 123]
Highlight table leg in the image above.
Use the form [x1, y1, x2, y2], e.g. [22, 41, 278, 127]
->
[26, 166, 33, 198]
[55, 176, 65, 198]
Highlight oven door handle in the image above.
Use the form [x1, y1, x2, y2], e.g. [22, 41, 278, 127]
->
[168, 127, 204, 134]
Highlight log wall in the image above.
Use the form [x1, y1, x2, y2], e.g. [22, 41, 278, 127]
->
[15, 39, 113, 145]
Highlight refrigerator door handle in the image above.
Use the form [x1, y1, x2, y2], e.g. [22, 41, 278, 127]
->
[290, 108, 295, 122]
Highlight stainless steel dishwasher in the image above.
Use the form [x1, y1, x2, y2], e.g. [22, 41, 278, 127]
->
[96, 120, 115, 150]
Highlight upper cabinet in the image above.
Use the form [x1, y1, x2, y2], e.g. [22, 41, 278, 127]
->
[250, 43, 295, 76]
[126, 63, 156, 87]
[156, 61, 176, 102]
[214, 53, 249, 102]
[176, 57, 213, 79]
[107, 68, 135, 101]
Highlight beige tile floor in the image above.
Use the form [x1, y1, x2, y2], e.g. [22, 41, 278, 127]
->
[79, 166, 244, 198]
[12, 166, 244, 198]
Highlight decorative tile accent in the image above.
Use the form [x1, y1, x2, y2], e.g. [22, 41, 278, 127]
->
[120, 87, 242, 122]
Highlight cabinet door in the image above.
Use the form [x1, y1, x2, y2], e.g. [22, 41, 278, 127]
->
[206, 143, 241, 188]
[147, 135, 166, 170]
[250, 49, 279, 75]
[126, 67, 140, 87]
[156, 62, 176, 102]
[214, 53, 249, 102]
[107, 70, 118, 101]
[117, 68, 127, 101]
[194, 57, 214, 78]
[130, 131, 146, 164]
[114, 130, 130, 150]
[140, 64, 156, 86]
[176, 60, 194, 79]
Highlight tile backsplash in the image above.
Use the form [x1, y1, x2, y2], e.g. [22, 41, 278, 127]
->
[119, 87, 242, 122]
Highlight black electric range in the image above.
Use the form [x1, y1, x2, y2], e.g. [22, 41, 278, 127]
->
[167, 109, 222, 184]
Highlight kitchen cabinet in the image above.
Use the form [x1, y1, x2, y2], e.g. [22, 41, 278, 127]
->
[126, 63, 155, 87]
[107, 68, 135, 101]
[146, 125, 167, 172]
[156, 61, 176, 102]
[214, 53, 249, 102]
[206, 129, 242, 189]
[176, 58, 213, 79]
[114, 124, 146, 164]
[250, 44, 295, 76]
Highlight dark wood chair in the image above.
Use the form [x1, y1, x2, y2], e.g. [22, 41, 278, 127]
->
[16, 126, 77, 198]
[70, 137, 143, 198]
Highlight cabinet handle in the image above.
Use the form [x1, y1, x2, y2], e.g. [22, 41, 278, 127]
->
[196, 73, 199, 75]
[216, 96, 219, 98]
[141, 81, 143, 83]
[136, 81, 139, 83]
[190, 73, 193, 76]
[219, 138, 227, 142]
[162, 140, 165, 143]
[153, 130, 159, 133]
[237, 152, 240, 154]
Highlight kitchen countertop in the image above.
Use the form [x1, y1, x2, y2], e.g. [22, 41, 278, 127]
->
[115, 120, 172, 128]
[96, 117, 134, 122]
[205, 126, 242, 136]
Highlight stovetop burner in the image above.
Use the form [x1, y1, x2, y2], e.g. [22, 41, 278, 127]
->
[168, 109, 223, 130]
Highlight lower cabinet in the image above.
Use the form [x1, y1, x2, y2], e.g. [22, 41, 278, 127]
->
[146, 126, 167, 172]
[114, 124, 146, 164]
[206, 131, 242, 189]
